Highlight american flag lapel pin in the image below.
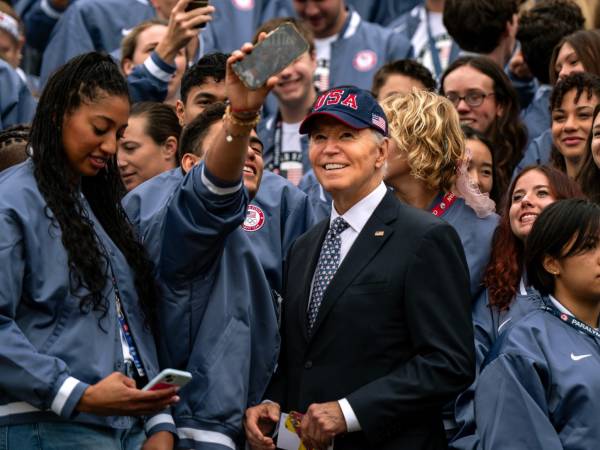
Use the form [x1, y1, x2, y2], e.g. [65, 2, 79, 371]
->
[374, 230, 385, 237]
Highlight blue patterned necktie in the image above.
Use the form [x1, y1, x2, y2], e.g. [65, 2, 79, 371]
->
[307, 217, 350, 332]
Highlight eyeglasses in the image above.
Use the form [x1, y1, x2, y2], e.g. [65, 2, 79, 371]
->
[445, 91, 495, 107]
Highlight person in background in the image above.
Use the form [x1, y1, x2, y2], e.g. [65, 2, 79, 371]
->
[451, 165, 583, 450]
[0, 52, 178, 450]
[516, 0, 585, 144]
[514, 29, 600, 175]
[463, 125, 496, 200]
[124, 43, 283, 449]
[441, 56, 528, 204]
[577, 104, 600, 203]
[39, 0, 212, 88]
[475, 199, 600, 450]
[371, 58, 437, 101]
[120, 18, 188, 105]
[346, 0, 421, 26]
[443, 0, 520, 68]
[389, 0, 459, 80]
[291, 0, 412, 92]
[175, 52, 227, 126]
[255, 17, 317, 186]
[0, 58, 36, 130]
[382, 90, 497, 300]
[118, 102, 180, 192]
[0, 124, 29, 172]
[550, 72, 600, 179]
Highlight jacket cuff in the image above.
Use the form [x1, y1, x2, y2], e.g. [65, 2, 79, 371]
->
[201, 166, 242, 195]
[146, 412, 178, 436]
[177, 427, 237, 450]
[40, 0, 64, 19]
[144, 52, 177, 83]
[50, 376, 88, 418]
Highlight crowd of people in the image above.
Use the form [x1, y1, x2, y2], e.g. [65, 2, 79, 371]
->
[1, 0, 600, 449]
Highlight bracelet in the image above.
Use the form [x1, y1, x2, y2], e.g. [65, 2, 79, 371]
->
[224, 104, 261, 128]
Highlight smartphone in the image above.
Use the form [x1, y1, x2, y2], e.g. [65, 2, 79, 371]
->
[186, 0, 209, 28]
[232, 22, 310, 90]
[142, 369, 192, 391]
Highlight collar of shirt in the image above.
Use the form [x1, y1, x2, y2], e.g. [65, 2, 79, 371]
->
[548, 294, 574, 317]
[330, 182, 387, 263]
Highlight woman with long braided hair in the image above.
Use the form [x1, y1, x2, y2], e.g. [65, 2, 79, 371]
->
[0, 52, 178, 449]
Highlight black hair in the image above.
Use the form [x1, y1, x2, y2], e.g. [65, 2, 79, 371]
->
[525, 199, 600, 295]
[550, 72, 600, 172]
[177, 102, 226, 162]
[517, 0, 584, 85]
[29, 52, 158, 328]
[441, 56, 528, 204]
[371, 59, 436, 98]
[577, 104, 600, 204]
[130, 102, 182, 163]
[180, 52, 228, 104]
[443, 0, 521, 54]
[462, 124, 499, 201]
[0, 124, 30, 172]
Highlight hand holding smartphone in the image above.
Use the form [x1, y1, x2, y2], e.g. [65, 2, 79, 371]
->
[232, 22, 310, 90]
[185, 0, 210, 28]
[142, 369, 192, 392]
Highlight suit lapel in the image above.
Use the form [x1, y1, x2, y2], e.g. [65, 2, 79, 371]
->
[309, 191, 398, 339]
[295, 219, 330, 342]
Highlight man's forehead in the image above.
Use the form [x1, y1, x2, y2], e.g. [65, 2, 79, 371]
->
[190, 79, 226, 96]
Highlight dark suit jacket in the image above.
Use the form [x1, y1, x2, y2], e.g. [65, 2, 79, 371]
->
[266, 190, 475, 450]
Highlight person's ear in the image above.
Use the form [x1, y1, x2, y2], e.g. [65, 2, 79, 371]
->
[543, 254, 561, 277]
[181, 153, 200, 173]
[375, 137, 389, 169]
[162, 136, 178, 162]
[175, 100, 186, 126]
[121, 58, 134, 76]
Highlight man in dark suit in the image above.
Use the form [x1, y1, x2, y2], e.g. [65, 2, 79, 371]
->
[244, 86, 475, 450]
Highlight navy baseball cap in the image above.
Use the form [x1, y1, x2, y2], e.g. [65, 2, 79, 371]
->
[299, 86, 388, 136]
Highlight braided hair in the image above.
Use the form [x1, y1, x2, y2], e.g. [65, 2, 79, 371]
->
[29, 52, 158, 329]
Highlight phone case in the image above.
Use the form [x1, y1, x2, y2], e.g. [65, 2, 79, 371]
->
[142, 369, 192, 391]
[232, 22, 310, 90]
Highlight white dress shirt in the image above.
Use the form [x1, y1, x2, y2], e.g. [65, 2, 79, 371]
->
[327, 182, 387, 432]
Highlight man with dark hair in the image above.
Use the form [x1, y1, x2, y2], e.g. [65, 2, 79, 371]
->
[371, 59, 437, 100]
[517, 0, 585, 142]
[176, 52, 228, 125]
[443, 0, 521, 67]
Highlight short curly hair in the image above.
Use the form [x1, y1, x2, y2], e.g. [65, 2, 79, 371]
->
[381, 90, 464, 192]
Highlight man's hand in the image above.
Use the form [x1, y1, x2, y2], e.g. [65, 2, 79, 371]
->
[299, 402, 347, 450]
[76, 372, 179, 416]
[142, 431, 175, 450]
[244, 402, 281, 450]
[155, 0, 214, 65]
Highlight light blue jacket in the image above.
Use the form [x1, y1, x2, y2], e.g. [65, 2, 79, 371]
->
[0, 160, 174, 436]
[513, 129, 553, 179]
[201, 0, 294, 55]
[0, 59, 36, 130]
[16, 0, 77, 52]
[347, 0, 422, 26]
[39, 0, 155, 86]
[474, 295, 600, 450]
[322, 7, 413, 90]
[123, 165, 280, 449]
[450, 287, 543, 450]
[521, 84, 552, 146]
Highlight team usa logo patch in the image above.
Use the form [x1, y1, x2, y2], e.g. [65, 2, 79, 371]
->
[242, 205, 265, 231]
[353, 50, 377, 72]
[232, 0, 254, 11]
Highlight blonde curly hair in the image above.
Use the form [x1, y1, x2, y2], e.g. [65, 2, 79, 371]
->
[381, 90, 465, 192]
